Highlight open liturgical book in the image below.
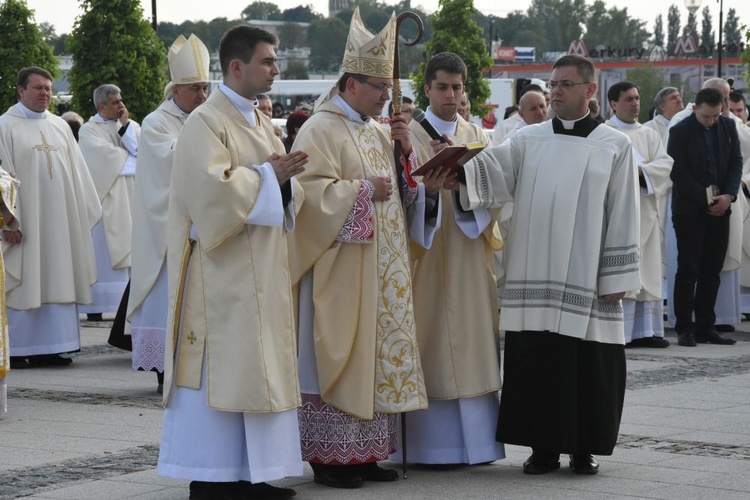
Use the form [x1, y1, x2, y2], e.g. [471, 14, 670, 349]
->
[411, 142, 485, 176]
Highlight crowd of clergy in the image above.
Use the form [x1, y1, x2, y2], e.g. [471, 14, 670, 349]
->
[1, 6, 749, 500]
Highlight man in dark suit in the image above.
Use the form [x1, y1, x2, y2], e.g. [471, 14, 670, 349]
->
[668, 87, 743, 347]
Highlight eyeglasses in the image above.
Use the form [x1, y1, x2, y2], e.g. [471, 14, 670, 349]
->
[361, 80, 393, 93]
[547, 80, 591, 90]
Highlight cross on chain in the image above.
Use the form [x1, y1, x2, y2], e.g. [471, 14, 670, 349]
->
[33, 132, 59, 179]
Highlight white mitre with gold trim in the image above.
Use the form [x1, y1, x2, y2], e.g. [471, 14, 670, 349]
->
[168, 34, 210, 85]
[315, 7, 397, 110]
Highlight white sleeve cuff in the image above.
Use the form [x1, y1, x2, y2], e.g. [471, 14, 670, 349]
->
[246, 162, 284, 227]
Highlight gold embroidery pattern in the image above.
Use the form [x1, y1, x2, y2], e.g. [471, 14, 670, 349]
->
[351, 123, 423, 412]
[33, 132, 59, 179]
[367, 36, 388, 56]
[0, 180, 15, 379]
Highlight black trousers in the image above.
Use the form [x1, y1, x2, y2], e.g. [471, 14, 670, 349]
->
[672, 211, 730, 334]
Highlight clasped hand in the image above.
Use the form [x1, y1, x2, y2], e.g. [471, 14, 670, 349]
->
[267, 151, 308, 185]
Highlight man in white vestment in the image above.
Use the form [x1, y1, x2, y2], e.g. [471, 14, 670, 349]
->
[606, 81, 673, 348]
[257, 94, 273, 119]
[491, 84, 544, 146]
[666, 78, 750, 338]
[643, 87, 684, 141]
[78, 85, 140, 320]
[455, 55, 640, 475]
[289, 7, 446, 489]
[127, 35, 209, 394]
[156, 26, 308, 500]
[0, 67, 101, 369]
[392, 52, 505, 466]
[668, 87, 743, 347]
[0, 148, 19, 411]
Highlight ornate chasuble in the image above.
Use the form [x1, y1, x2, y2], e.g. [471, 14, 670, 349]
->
[0, 107, 100, 309]
[290, 102, 427, 419]
[409, 117, 502, 400]
[164, 91, 300, 413]
[0, 168, 17, 382]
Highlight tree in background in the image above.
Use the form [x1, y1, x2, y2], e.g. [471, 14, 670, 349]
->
[700, 6, 714, 50]
[653, 14, 664, 47]
[411, 0, 491, 118]
[527, 0, 587, 54]
[583, 5, 649, 50]
[307, 16, 349, 73]
[667, 4, 681, 55]
[242, 1, 281, 21]
[282, 5, 323, 23]
[66, 0, 167, 120]
[723, 8, 742, 48]
[624, 64, 667, 123]
[0, 0, 59, 111]
[682, 10, 699, 47]
[283, 59, 309, 79]
[740, 26, 750, 79]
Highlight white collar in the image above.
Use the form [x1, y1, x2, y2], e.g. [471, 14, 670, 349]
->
[655, 114, 670, 126]
[91, 113, 118, 124]
[558, 110, 590, 130]
[609, 114, 639, 129]
[169, 98, 190, 119]
[14, 102, 46, 120]
[219, 84, 258, 126]
[426, 107, 457, 137]
[332, 94, 370, 124]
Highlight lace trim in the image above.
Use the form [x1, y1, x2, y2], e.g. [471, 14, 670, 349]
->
[337, 180, 374, 243]
[298, 393, 397, 464]
[131, 328, 166, 372]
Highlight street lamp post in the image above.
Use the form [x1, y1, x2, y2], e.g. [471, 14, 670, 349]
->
[152, 0, 158, 32]
[683, 0, 723, 77]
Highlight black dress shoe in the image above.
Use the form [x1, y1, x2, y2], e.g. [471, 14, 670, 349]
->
[9, 357, 30, 369]
[569, 454, 599, 474]
[523, 451, 560, 474]
[695, 330, 736, 345]
[677, 332, 697, 347]
[233, 481, 296, 499]
[715, 324, 735, 332]
[86, 313, 104, 321]
[311, 464, 364, 489]
[189, 481, 235, 500]
[27, 354, 73, 366]
[355, 462, 399, 481]
[628, 336, 670, 348]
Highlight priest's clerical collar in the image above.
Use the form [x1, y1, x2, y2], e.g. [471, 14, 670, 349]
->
[655, 114, 670, 126]
[426, 107, 457, 137]
[552, 111, 599, 137]
[609, 114, 639, 129]
[332, 94, 370, 124]
[93, 113, 118, 124]
[219, 83, 258, 127]
[15, 102, 46, 120]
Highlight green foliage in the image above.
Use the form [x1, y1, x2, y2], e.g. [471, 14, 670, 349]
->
[667, 4, 681, 55]
[410, 0, 492, 118]
[0, 0, 60, 111]
[283, 59, 309, 79]
[307, 16, 349, 73]
[700, 6, 714, 49]
[281, 5, 323, 23]
[624, 64, 667, 124]
[724, 8, 742, 46]
[653, 14, 664, 47]
[242, 2, 281, 21]
[584, 4, 650, 50]
[157, 18, 243, 54]
[741, 25, 750, 83]
[66, 0, 167, 121]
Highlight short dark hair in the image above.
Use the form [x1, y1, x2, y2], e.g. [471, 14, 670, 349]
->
[337, 72, 368, 93]
[607, 81, 638, 104]
[388, 96, 412, 117]
[519, 84, 544, 98]
[694, 87, 724, 107]
[729, 90, 746, 106]
[424, 52, 467, 88]
[219, 25, 277, 77]
[552, 55, 595, 83]
[503, 105, 519, 120]
[257, 93, 271, 102]
[16, 67, 53, 89]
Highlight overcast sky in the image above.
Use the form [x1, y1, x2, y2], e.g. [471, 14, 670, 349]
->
[26, 0, 750, 42]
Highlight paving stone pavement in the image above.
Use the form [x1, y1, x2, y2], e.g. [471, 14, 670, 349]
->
[2, 319, 750, 499]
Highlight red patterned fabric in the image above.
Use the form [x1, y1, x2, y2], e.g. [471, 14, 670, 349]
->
[298, 393, 397, 464]
[401, 148, 418, 207]
[337, 180, 374, 243]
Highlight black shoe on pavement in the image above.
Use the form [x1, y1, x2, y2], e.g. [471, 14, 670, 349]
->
[569, 454, 599, 475]
[233, 481, 297, 499]
[27, 354, 73, 366]
[523, 451, 561, 474]
[189, 481, 235, 500]
[677, 332, 697, 347]
[715, 324, 735, 332]
[311, 464, 364, 489]
[695, 330, 736, 345]
[628, 336, 670, 348]
[86, 313, 104, 321]
[355, 462, 399, 482]
[9, 357, 30, 369]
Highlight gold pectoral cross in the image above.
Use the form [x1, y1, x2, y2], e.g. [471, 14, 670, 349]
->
[33, 132, 59, 179]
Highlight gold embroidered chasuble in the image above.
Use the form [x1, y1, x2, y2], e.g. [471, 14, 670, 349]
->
[164, 90, 302, 413]
[409, 117, 502, 400]
[78, 117, 141, 269]
[0, 159, 18, 385]
[128, 101, 185, 317]
[0, 106, 101, 310]
[289, 102, 427, 420]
